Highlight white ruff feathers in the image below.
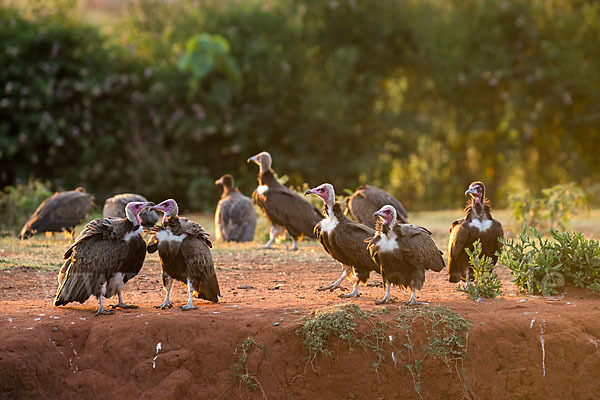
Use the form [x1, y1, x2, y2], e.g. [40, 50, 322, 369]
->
[156, 229, 187, 243]
[321, 215, 339, 234]
[124, 226, 143, 242]
[470, 219, 493, 231]
[377, 230, 398, 253]
[257, 185, 269, 195]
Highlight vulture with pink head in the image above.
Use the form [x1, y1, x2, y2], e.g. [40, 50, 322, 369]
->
[306, 183, 381, 298]
[248, 151, 322, 250]
[147, 199, 220, 310]
[366, 205, 445, 305]
[54, 201, 153, 314]
[448, 181, 504, 285]
[346, 185, 408, 228]
[214, 174, 256, 242]
[20, 187, 94, 240]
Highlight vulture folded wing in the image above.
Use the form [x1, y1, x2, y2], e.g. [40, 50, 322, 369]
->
[55, 237, 129, 306]
[180, 239, 220, 301]
[257, 188, 321, 237]
[448, 222, 475, 280]
[219, 197, 255, 241]
[396, 226, 444, 272]
[363, 186, 408, 221]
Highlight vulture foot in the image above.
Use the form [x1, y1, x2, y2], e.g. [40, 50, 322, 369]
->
[375, 297, 395, 305]
[154, 303, 173, 309]
[339, 292, 360, 299]
[180, 304, 197, 311]
[110, 303, 139, 309]
[95, 308, 115, 316]
[316, 284, 347, 292]
[404, 299, 428, 306]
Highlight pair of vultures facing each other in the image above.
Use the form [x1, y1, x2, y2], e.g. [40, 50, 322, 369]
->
[55, 200, 220, 314]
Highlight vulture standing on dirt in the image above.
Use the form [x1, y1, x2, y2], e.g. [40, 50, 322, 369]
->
[247, 151, 322, 250]
[214, 174, 256, 242]
[103, 193, 159, 227]
[346, 185, 408, 228]
[54, 201, 153, 314]
[305, 183, 380, 297]
[367, 205, 445, 305]
[19, 187, 94, 240]
[448, 181, 504, 285]
[147, 199, 220, 310]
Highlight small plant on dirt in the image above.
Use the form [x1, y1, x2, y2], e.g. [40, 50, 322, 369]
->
[510, 183, 587, 230]
[500, 225, 600, 295]
[0, 179, 53, 233]
[233, 337, 267, 396]
[396, 305, 471, 396]
[457, 240, 502, 300]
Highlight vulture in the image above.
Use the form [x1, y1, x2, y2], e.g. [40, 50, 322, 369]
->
[54, 201, 153, 315]
[367, 205, 445, 305]
[147, 199, 220, 310]
[19, 187, 94, 240]
[346, 185, 408, 228]
[103, 193, 159, 227]
[448, 181, 504, 285]
[214, 174, 256, 242]
[305, 183, 380, 298]
[247, 151, 322, 250]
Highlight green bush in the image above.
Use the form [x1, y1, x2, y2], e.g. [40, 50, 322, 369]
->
[510, 183, 587, 230]
[0, 179, 53, 233]
[500, 225, 600, 295]
[458, 240, 503, 300]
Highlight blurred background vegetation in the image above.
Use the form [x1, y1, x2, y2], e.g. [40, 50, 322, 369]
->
[1, 0, 599, 212]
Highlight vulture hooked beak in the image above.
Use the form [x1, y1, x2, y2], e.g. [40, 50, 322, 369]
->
[215, 177, 223, 186]
[465, 187, 478, 197]
[143, 202, 155, 210]
[304, 188, 315, 196]
[247, 155, 259, 164]
[373, 210, 384, 220]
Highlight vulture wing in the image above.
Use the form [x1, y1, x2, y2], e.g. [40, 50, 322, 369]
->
[395, 224, 445, 272]
[216, 194, 256, 242]
[447, 221, 476, 282]
[348, 185, 408, 226]
[254, 187, 322, 238]
[180, 237, 220, 302]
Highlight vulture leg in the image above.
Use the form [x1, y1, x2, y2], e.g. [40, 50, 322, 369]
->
[180, 278, 197, 311]
[154, 274, 173, 309]
[95, 294, 114, 316]
[404, 289, 426, 306]
[289, 236, 299, 251]
[375, 282, 395, 305]
[339, 278, 360, 298]
[110, 291, 138, 309]
[263, 225, 284, 249]
[317, 265, 350, 292]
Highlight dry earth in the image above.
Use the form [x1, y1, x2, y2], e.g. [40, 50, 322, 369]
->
[1, 211, 599, 399]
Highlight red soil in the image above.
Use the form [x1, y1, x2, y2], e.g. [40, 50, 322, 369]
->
[1, 241, 599, 399]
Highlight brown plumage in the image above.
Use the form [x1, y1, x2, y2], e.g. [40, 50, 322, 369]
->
[147, 199, 220, 310]
[306, 183, 380, 298]
[54, 201, 152, 314]
[19, 187, 94, 240]
[448, 181, 504, 284]
[248, 151, 322, 250]
[103, 193, 159, 227]
[214, 174, 256, 242]
[367, 205, 445, 305]
[346, 185, 408, 228]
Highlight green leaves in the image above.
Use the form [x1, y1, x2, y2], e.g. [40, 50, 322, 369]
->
[458, 240, 503, 300]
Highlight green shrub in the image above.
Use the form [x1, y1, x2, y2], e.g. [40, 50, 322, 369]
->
[457, 240, 502, 300]
[0, 179, 53, 233]
[510, 183, 587, 230]
[500, 225, 600, 295]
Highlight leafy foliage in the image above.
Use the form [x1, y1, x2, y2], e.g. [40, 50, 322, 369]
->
[0, 179, 53, 233]
[511, 183, 587, 230]
[457, 240, 503, 300]
[500, 225, 600, 295]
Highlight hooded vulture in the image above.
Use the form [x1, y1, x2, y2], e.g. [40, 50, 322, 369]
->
[19, 187, 94, 240]
[54, 201, 153, 314]
[103, 193, 159, 227]
[247, 151, 322, 250]
[367, 205, 445, 305]
[346, 185, 408, 228]
[305, 183, 380, 298]
[214, 174, 256, 242]
[147, 199, 220, 310]
[448, 181, 504, 285]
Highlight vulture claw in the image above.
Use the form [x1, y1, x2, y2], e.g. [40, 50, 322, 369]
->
[154, 303, 173, 309]
[339, 293, 360, 299]
[375, 298, 395, 305]
[110, 303, 139, 309]
[180, 305, 197, 311]
[95, 308, 115, 316]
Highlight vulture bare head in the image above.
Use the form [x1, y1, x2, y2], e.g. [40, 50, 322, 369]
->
[125, 201, 154, 227]
[305, 183, 335, 208]
[373, 205, 398, 228]
[465, 181, 486, 205]
[151, 199, 179, 222]
[247, 151, 272, 174]
[215, 174, 234, 191]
